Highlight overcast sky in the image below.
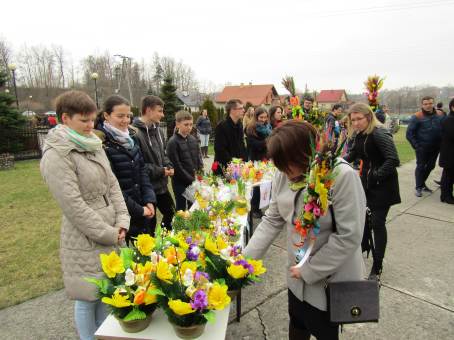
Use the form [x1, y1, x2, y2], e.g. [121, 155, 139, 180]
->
[1, 0, 453, 93]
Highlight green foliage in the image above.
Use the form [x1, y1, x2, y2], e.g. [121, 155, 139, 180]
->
[131, 106, 140, 117]
[120, 248, 134, 270]
[0, 69, 26, 153]
[84, 278, 112, 295]
[203, 310, 216, 323]
[160, 73, 181, 126]
[123, 307, 147, 321]
[172, 210, 210, 233]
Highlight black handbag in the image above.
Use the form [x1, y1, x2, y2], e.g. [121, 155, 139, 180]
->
[326, 205, 380, 324]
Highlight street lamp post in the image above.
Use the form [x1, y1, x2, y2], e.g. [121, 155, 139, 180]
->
[8, 63, 19, 109]
[91, 72, 99, 109]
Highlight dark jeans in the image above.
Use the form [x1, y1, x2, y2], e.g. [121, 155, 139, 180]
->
[415, 147, 439, 189]
[370, 206, 390, 273]
[172, 179, 192, 212]
[440, 167, 454, 200]
[151, 191, 175, 230]
[288, 289, 339, 340]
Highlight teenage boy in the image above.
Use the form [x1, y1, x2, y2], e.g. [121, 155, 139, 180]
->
[166, 110, 203, 211]
[132, 95, 175, 229]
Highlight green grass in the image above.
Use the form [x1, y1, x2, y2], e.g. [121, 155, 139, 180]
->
[0, 160, 62, 309]
[394, 126, 415, 164]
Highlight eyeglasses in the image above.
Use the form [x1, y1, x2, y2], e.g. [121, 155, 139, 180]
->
[234, 106, 245, 111]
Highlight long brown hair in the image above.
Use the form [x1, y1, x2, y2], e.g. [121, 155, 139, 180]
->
[246, 107, 269, 137]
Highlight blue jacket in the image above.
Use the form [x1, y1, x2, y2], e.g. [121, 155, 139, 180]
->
[406, 110, 444, 150]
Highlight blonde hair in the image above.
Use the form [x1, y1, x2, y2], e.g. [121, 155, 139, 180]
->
[347, 103, 382, 136]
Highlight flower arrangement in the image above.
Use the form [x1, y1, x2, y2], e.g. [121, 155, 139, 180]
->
[86, 234, 160, 328]
[364, 75, 385, 112]
[291, 133, 345, 266]
[150, 229, 231, 336]
[203, 233, 267, 291]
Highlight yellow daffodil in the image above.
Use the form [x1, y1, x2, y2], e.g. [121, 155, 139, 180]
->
[135, 234, 156, 256]
[315, 181, 328, 212]
[144, 288, 158, 305]
[207, 283, 231, 310]
[100, 251, 125, 278]
[168, 299, 196, 316]
[175, 232, 189, 250]
[204, 236, 219, 255]
[163, 247, 186, 265]
[102, 289, 132, 308]
[179, 261, 198, 277]
[248, 259, 267, 276]
[156, 260, 173, 284]
[135, 261, 154, 286]
[227, 264, 249, 279]
[216, 235, 228, 252]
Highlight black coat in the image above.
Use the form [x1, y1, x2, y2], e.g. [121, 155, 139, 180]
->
[97, 127, 156, 232]
[196, 116, 212, 135]
[132, 118, 173, 195]
[166, 133, 203, 186]
[439, 112, 454, 169]
[246, 131, 268, 161]
[214, 116, 247, 169]
[345, 127, 401, 208]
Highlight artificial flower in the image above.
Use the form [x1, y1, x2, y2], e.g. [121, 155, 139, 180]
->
[248, 259, 267, 276]
[204, 236, 220, 255]
[190, 289, 208, 310]
[164, 247, 186, 265]
[168, 299, 196, 316]
[102, 289, 132, 308]
[100, 251, 125, 278]
[207, 283, 230, 310]
[156, 260, 173, 284]
[144, 287, 158, 305]
[227, 264, 249, 279]
[135, 261, 154, 286]
[182, 268, 194, 287]
[180, 261, 198, 278]
[135, 234, 156, 256]
[124, 268, 135, 286]
[133, 288, 146, 305]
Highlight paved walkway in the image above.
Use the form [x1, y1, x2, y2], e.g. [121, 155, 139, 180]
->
[1, 158, 453, 339]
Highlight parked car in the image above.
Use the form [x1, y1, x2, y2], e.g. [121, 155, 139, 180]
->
[21, 110, 36, 117]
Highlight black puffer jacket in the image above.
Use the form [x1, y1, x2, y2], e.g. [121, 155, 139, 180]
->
[132, 118, 173, 195]
[439, 112, 454, 169]
[344, 127, 401, 208]
[96, 126, 156, 230]
[246, 131, 268, 161]
[214, 116, 247, 170]
[166, 133, 203, 186]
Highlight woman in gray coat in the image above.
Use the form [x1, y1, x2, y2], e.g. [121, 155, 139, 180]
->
[40, 91, 130, 340]
[244, 120, 366, 340]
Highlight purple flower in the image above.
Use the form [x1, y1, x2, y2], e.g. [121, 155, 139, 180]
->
[234, 259, 254, 274]
[187, 244, 200, 261]
[186, 236, 193, 244]
[194, 271, 210, 281]
[190, 290, 208, 310]
[231, 245, 241, 257]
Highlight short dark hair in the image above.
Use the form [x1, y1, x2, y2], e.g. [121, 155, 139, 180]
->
[141, 95, 164, 115]
[449, 98, 454, 112]
[436, 102, 443, 109]
[175, 110, 193, 122]
[267, 120, 317, 174]
[225, 99, 242, 115]
[303, 95, 314, 103]
[332, 103, 342, 111]
[55, 90, 97, 121]
[421, 96, 434, 103]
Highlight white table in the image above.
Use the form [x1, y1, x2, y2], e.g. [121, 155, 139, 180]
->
[95, 307, 229, 340]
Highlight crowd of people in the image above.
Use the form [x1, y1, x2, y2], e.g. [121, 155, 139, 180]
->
[39, 90, 453, 340]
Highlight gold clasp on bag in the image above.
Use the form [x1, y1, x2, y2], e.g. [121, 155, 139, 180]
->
[351, 306, 361, 317]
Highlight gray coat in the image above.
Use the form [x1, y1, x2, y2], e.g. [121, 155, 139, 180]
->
[244, 161, 366, 311]
[40, 127, 130, 301]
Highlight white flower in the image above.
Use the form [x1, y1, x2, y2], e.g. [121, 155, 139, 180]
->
[220, 246, 232, 260]
[183, 269, 194, 287]
[124, 268, 135, 286]
[150, 252, 159, 264]
[191, 246, 201, 256]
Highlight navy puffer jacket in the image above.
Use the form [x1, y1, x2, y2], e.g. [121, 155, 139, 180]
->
[96, 126, 156, 221]
[406, 110, 445, 150]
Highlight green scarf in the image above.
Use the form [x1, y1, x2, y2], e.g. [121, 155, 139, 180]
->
[58, 124, 102, 152]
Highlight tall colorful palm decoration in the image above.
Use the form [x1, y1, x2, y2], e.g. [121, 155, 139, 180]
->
[364, 75, 385, 112]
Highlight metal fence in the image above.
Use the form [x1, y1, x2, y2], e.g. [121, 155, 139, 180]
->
[12, 126, 49, 160]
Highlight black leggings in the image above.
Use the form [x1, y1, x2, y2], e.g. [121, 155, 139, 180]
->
[288, 289, 339, 340]
[150, 191, 175, 231]
[370, 206, 390, 272]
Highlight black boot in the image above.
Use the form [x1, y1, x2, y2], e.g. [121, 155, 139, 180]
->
[368, 262, 382, 281]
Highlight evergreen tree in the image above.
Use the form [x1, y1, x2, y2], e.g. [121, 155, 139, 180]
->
[159, 73, 181, 135]
[0, 69, 25, 153]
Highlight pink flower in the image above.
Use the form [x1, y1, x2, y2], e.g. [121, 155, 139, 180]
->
[304, 203, 314, 212]
[313, 206, 321, 217]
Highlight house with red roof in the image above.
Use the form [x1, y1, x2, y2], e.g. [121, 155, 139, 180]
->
[316, 90, 348, 111]
[215, 83, 280, 109]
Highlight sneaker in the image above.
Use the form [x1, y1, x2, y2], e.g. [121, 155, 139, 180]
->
[422, 186, 433, 193]
[415, 188, 422, 197]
